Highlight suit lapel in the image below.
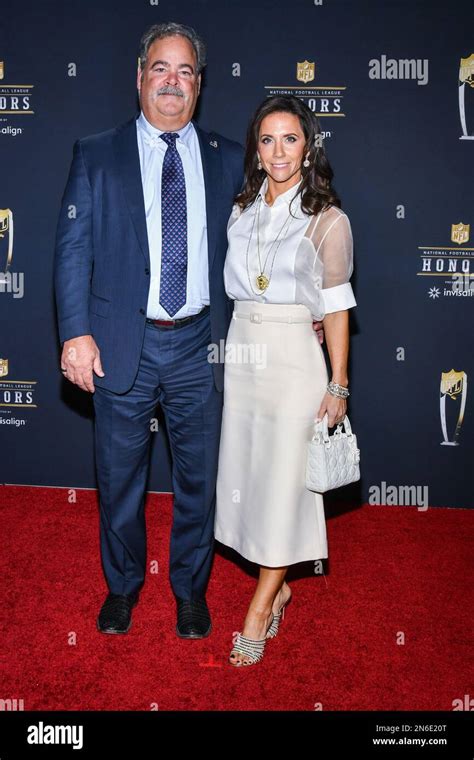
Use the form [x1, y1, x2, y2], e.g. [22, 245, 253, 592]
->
[113, 117, 150, 267]
[193, 121, 222, 274]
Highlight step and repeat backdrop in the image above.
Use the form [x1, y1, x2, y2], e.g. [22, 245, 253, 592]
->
[0, 0, 472, 507]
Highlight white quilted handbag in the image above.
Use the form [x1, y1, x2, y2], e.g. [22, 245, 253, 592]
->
[306, 413, 360, 493]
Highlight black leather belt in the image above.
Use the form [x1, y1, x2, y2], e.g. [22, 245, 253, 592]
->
[145, 305, 209, 329]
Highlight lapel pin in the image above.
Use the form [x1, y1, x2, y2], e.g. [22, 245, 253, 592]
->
[210, 139, 218, 148]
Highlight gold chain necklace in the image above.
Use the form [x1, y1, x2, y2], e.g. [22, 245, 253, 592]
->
[245, 195, 296, 294]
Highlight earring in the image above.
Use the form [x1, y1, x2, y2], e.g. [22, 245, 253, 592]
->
[257, 155, 262, 170]
[303, 151, 310, 168]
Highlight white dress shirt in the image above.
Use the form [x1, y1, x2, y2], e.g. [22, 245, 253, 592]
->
[224, 176, 356, 320]
[136, 111, 209, 319]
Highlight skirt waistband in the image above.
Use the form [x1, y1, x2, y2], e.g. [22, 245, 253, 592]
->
[232, 300, 313, 324]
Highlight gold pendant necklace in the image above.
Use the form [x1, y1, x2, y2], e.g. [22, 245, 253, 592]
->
[248, 196, 295, 294]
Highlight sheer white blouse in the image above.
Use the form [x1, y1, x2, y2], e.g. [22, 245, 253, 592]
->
[223, 176, 357, 320]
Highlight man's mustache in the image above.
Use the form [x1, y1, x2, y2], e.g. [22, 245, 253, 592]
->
[155, 85, 185, 98]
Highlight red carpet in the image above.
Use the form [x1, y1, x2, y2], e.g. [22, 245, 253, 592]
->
[1, 485, 472, 710]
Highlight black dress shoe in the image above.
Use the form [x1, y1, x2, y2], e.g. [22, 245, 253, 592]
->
[97, 592, 139, 634]
[176, 597, 212, 639]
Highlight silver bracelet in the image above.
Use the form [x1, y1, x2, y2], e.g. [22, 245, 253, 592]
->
[327, 381, 350, 399]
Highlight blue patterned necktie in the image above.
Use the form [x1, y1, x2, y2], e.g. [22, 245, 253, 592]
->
[159, 132, 188, 317]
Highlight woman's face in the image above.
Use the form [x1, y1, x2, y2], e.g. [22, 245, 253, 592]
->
[257, 111, 307, 186]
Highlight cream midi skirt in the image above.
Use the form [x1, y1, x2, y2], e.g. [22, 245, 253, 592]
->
[215, 300, 329, 567]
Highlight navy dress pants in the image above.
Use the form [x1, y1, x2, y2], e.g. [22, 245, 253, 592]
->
[92, 308, 223, 601]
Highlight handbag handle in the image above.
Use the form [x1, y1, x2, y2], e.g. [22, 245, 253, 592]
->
[312, 413, 354, 446]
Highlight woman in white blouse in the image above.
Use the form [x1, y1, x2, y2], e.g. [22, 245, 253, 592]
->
[215, 95, 356, 666]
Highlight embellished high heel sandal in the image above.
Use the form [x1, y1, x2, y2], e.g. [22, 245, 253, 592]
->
[229, 632, 268, 666]
[229, 613, 275, 667]
[266, 591, 292, 639]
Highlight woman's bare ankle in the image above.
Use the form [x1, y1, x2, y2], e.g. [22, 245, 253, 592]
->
[272, 582, 291, 613]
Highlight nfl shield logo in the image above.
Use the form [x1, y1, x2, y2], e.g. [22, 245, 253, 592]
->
[459, 54, 474, 84]
[441, 369, 464, 398]
[0, 359, 9, 377]
[451, 222, 470, 245]
[296, 60, 315, 83]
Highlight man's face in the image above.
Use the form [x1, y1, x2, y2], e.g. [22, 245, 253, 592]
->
[137, 34, 201, 130]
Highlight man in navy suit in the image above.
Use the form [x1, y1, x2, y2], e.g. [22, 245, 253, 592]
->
[54, 22, 244, 638]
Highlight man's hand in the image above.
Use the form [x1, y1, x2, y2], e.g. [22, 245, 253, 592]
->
[60, 335, 104, 393]
[312, 320, 324, 345]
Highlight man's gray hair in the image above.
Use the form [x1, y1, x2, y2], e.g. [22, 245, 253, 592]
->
[138, 22, 207, 75]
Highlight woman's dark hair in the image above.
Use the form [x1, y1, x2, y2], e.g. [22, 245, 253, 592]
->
[236, 95, 341, 215]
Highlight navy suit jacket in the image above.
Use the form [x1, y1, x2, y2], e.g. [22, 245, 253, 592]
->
[54, 116, 244, 394]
